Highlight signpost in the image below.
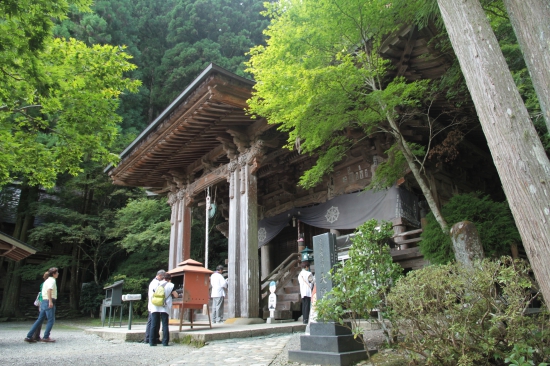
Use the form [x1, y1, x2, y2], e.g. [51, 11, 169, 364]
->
[121, 294, 142, 330]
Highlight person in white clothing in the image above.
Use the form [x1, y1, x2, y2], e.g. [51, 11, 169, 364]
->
[149, 273, 178, 346]
[144, 269, 165, 344]
[210, 265, 228, 323]
[298, 261, 314, 324]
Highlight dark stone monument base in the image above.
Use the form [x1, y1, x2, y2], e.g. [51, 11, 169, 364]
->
[300, 333, 364, 353]
[288, 349, 375, 366]
[287, 322, 376, 366]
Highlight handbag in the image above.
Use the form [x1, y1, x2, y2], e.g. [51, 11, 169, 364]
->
[33, 292, 40, 307]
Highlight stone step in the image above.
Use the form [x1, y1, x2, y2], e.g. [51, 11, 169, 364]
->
[283, 286, 300, 294]
[279, 293, 300, 302]
[275, 300, 292, 311]
[262, 309, 293, 320]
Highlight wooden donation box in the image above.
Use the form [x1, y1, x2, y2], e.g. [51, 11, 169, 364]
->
[167, 259, 213, 331]
[102, 280, 124, 327]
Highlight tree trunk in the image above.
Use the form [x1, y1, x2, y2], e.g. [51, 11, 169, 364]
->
[69, 244, 80, 311]
[0, 260, 20, 317]
[437, 0, 550, 302]
[503, 0, 550, 130]
[386, 113, 449, 234]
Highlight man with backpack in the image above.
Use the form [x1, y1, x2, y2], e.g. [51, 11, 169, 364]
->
[144, 269, 165, 344]
[149, 273, 178, 346]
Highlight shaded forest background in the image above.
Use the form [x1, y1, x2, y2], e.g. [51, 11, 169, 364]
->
[0, 0, 269, 318]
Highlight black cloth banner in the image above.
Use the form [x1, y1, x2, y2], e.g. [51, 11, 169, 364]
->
[257, 186, 419, 248]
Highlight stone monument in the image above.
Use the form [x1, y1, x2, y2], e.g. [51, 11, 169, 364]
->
[288, 233, 370, 366]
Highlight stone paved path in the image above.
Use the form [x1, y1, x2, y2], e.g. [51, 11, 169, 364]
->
[167, 334, 293, 366]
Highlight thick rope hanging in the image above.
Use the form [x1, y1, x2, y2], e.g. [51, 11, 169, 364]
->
[205, 186, 211, 270]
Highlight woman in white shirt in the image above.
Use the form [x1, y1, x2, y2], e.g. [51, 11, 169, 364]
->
[25, 267, 58, 343]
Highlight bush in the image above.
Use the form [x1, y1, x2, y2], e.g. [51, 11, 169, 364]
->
[420, 193, 521, 264]
[387, 258, 549, 366]
[80, 282, 104, 318]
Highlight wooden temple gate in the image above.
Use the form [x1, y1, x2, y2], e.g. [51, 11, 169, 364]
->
[107, 26, 498, 320]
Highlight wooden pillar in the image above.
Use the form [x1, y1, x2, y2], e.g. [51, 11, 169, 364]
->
[168, 192, 179, 271]
[392, 218, 407, 250]
[227, 161, 240, 318]
[261, 243, 272, 280]
[238, 159, 259, 318]
[226, 144, 261, 319]
[179, 190, 192, 263]
[168, 189, 192, 270]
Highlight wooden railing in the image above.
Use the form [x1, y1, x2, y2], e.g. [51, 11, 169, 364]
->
[393, 228, 423, 249]
[259, 253, 301, 303]
[391, 228, 428, 269]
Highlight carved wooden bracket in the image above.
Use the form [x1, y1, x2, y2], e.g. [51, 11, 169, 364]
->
[227, 128, 250, 153]
[217, 136, 239, 160]
[216, 221, 229, 238]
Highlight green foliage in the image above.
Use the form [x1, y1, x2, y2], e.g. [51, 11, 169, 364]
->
[79, 282, 104, 317]
[55, 0, 269, 129]
[388, 258, 550, 366]
[28, 162, 143, 284]
[368, 143, 425, 190]
[505, 344, 549, 366]
[173, 334, 205, 348]
[18, 255, 73, 281]
[190, 207, 228, 271]
[420, 193, 520, 264]
[316, 220, 402, 353]
[110, 197, 171, 253]
[0, 0, 140, 187]
[247, 0, 430, 189]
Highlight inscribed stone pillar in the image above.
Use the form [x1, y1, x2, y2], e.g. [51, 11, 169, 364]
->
[450, 221, 484, 268]
[168, 189, 192, 270]
[313, 232, 338, 301]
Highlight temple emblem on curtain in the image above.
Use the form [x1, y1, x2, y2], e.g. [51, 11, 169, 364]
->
[258, 227, 267, 243]
[325, 206, 340, 224]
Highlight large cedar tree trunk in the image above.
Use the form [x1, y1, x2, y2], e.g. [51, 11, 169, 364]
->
[69, 244, 80, 311]
[503, 0, 550, 130]
[437, 0, 550, 301]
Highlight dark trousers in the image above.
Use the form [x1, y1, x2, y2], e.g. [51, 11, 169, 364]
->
[302, 296, 311, 324]
[145, 311, 160, 343]
[31, 317, 44, 340]
[150, 312, 169, 346]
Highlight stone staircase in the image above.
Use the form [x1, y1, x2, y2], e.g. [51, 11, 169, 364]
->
[260, 253, 302, 320]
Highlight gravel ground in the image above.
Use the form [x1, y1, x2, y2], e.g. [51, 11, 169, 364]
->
[0, 321, 195, 366]
[0, 320, 386, 366]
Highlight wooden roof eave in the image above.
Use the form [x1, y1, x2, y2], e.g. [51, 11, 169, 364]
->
[0, 232, 37, 261]
[106, 65, 258, 188]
